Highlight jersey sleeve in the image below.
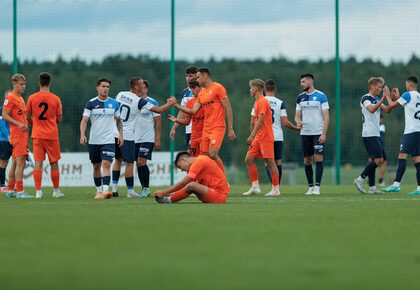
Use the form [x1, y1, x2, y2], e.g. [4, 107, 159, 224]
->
[397, 92, 411, 106]
[149, 99, 160, 117]
[138, 98, 154, 111]
[280, 102, 287, 117]
[187, 159, 204, 180]
[3, 95, 15, 112]
[361, 95, 372, 108]
[216, 84, 227, 101]
[295, 96, 301, 111]
[320, 94, 330, 110]
[83, 101, 92, 117]
[114, 101, 120, 118]
[181, 97, 188, 106]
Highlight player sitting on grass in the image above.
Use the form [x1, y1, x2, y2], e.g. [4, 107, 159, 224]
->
[154, 151, 230, 203]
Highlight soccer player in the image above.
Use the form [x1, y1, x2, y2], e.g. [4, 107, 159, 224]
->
[0, 90, 12, 192]
[174, 67, 236, 171]
[26, 72, 64, 198]
[80, 78, 123, 199]
[353, 77, 391, 194]
[294, 73, 329, 195]
[2, 74, 33, 198]
[169, 66, 197, 149]
[383, 76, 420, 195]
[377, 115, 387, 186]
[168, 78, 204, 157]
[134, 80, 161, 197]
[111, 77, 175, 198]
[154, 151, 229, 203]
[242, 79, 279, 196]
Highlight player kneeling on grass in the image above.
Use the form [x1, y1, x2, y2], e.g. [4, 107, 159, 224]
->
[154, 151, 229, 203]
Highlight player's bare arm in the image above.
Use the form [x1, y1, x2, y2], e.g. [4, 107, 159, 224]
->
[168, 112, 191, 126]
[281, 116, 302, 131]
[150, 97, 177, 114]
[57, 114, 63, 123]
[2, 109, 28, 132]
[153, 175, 193, 197]
[384, 87, 401, 110]
[319, 109, 329, 144]
[115, 116, 123, 147]
[154, 116, 162, 150]
[174, 101, 201, 115]
[294, 110, 303, 127]
[26, 110, 33, 126]
[220, 97, 236, 140]
[80, 115, 89, 145]
[247, 114, 264, 144]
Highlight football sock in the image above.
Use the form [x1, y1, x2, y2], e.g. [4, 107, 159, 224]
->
[51, 169, 60, 189]
[367, 166, 376, 187]
[415, 162, 420, 186]
[265, 165, 272, 183]
[277, 165, 282, 183]
[94, 177, 102, 193]
[247, 165, 259, 187]
[315, 161, 323, 186]
[137, 166, 144, 187]
[102, 176, 110, 192]
[170, 188, 190, 203]
[304, 164, 314, 187]
[138, 165, 150, 188]
[271, 173, 279, 190]
[0, 167, 6, 187]
[33, 168, 42, 190]
[378, 177, 384, 184]
[216, 157, 225, 172]
[7, 180, 15, 191]
[395, 159, 407, 182]
[360, 161, 377, 179]
[15, 180, 23, 193]
[125, 176, 134, 190]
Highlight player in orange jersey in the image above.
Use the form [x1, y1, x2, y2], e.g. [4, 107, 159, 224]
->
[242, 79, 280, 197]
[2, 74, 33, 198]
[154, 151, 229, 203]
[26, 72, 63, 199]
[168, 78, 204, 157]
[174, 67, 236, 171]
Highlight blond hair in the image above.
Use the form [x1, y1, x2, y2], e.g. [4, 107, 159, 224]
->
[249, 79, 265, 91]
[368, 77, 384, 87]
[11, 73, 26, 84]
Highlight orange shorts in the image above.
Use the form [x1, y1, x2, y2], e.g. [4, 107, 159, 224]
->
[247, 141, 274, 159]
[33, 138, 61, 163]
[199, 188, 228, 203]
[200, 127, 226, 154]
[10, 133, 28, 158]
[189, 138, 201, 157]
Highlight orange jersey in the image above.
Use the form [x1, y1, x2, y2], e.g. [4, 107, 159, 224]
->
[3, 92, 27, 137]
[197, 82, 227, 130]
[252, 97, 274, 143]
[186, 98, 204, 141]
[187, 155, 230, 194]
[26, 91, 62, 140]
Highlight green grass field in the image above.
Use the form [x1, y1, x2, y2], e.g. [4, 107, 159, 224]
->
[1, 184, 420, 290]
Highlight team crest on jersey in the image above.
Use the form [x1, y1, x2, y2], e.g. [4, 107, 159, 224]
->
[313, 97, 317, 101]
[208, 90, 213, 95]
[108, 104, 113, 108]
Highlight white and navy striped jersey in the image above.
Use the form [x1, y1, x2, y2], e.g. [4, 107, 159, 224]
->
[296, 90, 329, 135]
[116, 91, 153, 141]
[83, 97, 120, 145]
[134, 97, 160, 143]
[360, 94, 382, 137]
[397, 91, 420, 134]
[251, 96, 287, 141]
[181, 87, 194, 134]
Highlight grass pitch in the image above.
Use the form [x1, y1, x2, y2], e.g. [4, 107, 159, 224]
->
[1, 184, 420, 290]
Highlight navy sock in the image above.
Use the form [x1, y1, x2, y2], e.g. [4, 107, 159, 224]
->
[142, 165, 150, 188]
[125, 176, 134, 190]
[395, 159, 407, 182]
[277, 165, 282, 184]
[0, 167, 6, 187]
[112, 170, 120, 184]
[315, 162, 323, 186]
[265, 165, 272, 184]
[304, 164, 314, 187]
[93, 177, 102, 187]
[137, 167, 144, 187]
[367, 167, 376, 187]
[361, 162, 377, 179]
[415, 162, 420, 186]
[102, 176, 110, 186]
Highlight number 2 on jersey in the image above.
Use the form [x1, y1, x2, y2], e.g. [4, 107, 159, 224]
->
[38, 102, 48, 120]
[414, 103, 420, 120]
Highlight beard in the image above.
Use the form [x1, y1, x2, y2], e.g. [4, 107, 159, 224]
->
[302, 85, 310, 92]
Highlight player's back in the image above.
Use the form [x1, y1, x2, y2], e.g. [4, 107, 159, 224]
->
[190, 155, 230, 194]
[135, 97, 159, 143]
[400, 91, 420, 134]
[116, 91, 142, 141]
[265, 95, 287, 141]
[27, 91, 62, 140]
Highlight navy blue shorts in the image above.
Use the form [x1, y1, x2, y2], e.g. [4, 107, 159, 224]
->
[400, 132, 420, 156]
[274, 141, 283, 160]
[379, 136, 387, 160]
[301, 135, 324, 157]
[135, 142, 154, 160]
[115, 140, 136, 163]
[185, 133, 191, 151]
[0, 141, 12, 160]
[88, 143, 115, 164]
[363, 137, 383, 159]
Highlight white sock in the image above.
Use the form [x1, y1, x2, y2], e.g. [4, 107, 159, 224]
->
[392, 182, 400, 187]
[314, 185, 320, 190]
[112, 184, 118, 192]
[103, 185, 109, 192]
[369, 186, 376, 191]
[96, 186, 102, 193]
[128, 188, 135, 194]
[36, 190, 43, 195]
[416, 186, 420, 191]
[53, 188, 60, 194]
[357, 176, 364, 181]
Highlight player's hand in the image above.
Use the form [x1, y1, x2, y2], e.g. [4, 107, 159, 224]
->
[391, 88, 400, 101]
[319, 133, 327, 144]
[296, 122, 303, 130]
[167, 97, 177, 105]
[17, 122, 28, 132]
[246, 135, 254, 145]
[382, 85, 390, 98]
[169, 128, 176, 139]
[168, 114, 177, 123]
[118, 135, 124, 147]
[155, 139, 161, 150]
[80, 135, 87, 145]
[154, 190, 165, 197]
[228, 128, 236, 141]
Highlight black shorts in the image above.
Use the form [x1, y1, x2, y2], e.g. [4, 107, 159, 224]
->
[185, 133, 191, 151]
[135, 142, 154, 160]
[274, 141, 283, 160]
[115, 140, 136, 163]
[89, 143, 115, 164]
[400, 132, 420, 156]
[363, 137, 383, 159]
[0, 141, 12, 160]
[301, 135, 324, 157]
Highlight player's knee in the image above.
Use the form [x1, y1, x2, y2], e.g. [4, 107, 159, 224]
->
[93, 163, 101, 170]
[314, 155, 323, 162]
[303, 157, 312, 165]
[374, 158, 383, 166]
[137, 158, 147, 167]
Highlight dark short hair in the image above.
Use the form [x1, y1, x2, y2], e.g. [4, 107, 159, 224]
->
[300, 73, 314, 80]
[198, 67, 211, 76]
[97, 77, 111, 86]
[174, 151, 190, 167]
[143, 80, 150, 89]
[407, 75, 418, 84]
[188, 78, 200, 88]
[39, 72, 51, 87]
[129, 77, 142, 88]
[185, 66, 198, 74]
[264, 79, 276, 92]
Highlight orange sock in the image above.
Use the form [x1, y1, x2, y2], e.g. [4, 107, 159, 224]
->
[7, 180, 15, 191]
[216, 157, 225, 172]
[170, 188, 190, 203]
[33, 168, 42, 190]
[247, 165, 259, 186]
[271, 173, 279, 190]
[15, 180, 23, 192]
[51, 169, 60, 189]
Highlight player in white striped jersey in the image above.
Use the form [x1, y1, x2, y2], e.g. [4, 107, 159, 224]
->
[80, 78, 123, 199]
[353, 77, 391, 194]
[383, 76, 420, 195]
[111, 77, 175, 198]
[294, 74, 329, 195]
